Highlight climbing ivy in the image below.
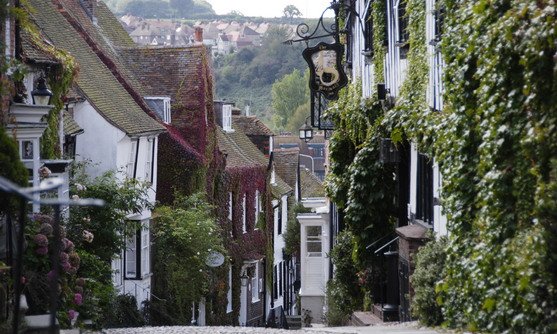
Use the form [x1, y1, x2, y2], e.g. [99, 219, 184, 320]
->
[327, 0, 556, 332]
[435, 0, 557, 332]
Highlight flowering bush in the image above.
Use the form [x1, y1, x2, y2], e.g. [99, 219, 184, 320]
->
[23, 214, 83, 328]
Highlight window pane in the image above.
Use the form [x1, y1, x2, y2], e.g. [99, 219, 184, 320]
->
[125, 236, 137, 278]
[306, 226, 321, 237]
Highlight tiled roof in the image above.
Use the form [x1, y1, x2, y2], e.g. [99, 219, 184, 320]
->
[273, 148, 299, 191]
[300, 167, 325, 198]
[232, 115, 274, 136]
[95, 1, 137, 48]
[118, 46, 208, 101]
[28, 0, 165, 135]
[271, 174, 292, 198]
[217, 127, 268, 169]
[20, 30, 58, 64]
[63, 111, 83, 136]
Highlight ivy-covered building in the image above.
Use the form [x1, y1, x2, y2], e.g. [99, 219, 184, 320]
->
[327, 0, 556, 331]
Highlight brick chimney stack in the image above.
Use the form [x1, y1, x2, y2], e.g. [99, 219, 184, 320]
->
[194, 27, 203, 43]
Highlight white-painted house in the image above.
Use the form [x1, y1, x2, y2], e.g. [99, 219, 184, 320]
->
[26, 0, 167, 308]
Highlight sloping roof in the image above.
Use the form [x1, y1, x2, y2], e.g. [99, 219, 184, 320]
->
[300, 167, 325, 198]
[118, 46, 208, 102]
[217, 127, 268, 169]
[271, 173, 292, 198]
[242, 26, 260, 36]
[28, 0, 164, 135]
[63, 111, 83, 136]
[273, 148, 299, 191]
[232, 115, 274, 136]
[95, 1, 137, 48]
[19, 30, 58, 64]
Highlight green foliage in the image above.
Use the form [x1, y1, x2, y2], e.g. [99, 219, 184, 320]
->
[283, 203, 311, 256]
[0, 127, 28, 214]
[410, 235, 447, 326]
[325, 230, 360, 325]
[434, 1, 557, 332]
[120, 0, 215, 18]
[283, 5, 301, 22]
[68, 163, 153, 262]
[105, 294, 145, 328]
[213, 26, 307, 122]
[150, 192, 225, 325]
[271, 69, 309, 131]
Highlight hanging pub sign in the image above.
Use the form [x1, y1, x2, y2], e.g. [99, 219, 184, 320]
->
[303, 42, 348, 100]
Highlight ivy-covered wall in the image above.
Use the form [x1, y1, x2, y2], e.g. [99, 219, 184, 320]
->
[436, 1, 556, 332]
[329, 0, 556, 332]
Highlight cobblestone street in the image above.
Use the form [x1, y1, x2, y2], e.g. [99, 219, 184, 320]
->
[99, 322, 441, 334]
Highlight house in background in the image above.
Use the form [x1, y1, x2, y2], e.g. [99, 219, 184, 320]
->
[28, 0, 167, 307]
[214, 102, 270, 326]
[274, 134, 327, 181]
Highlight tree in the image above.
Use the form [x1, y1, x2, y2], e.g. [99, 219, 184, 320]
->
[150, 193, 225, 325]
[169, 0, 194, 17]
[283, 5, 302, 22]
[271, 69, 309, 131]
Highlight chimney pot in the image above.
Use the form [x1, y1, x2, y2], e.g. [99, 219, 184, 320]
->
[194, 27, 203, 43]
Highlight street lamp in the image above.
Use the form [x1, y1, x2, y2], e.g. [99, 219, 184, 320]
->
[31, 75, 53, 106]
[299, 117, 313, 143]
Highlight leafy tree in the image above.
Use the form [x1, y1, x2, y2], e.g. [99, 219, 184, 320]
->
[150, 193, 225, 325]
[123, 0, 170, 18]
[283, 5, 302, 22]
[169, 0, 193, 17]
[271, 68, 309, 131]
[0, 127, 28, 214]
[285, 100, 310, 134]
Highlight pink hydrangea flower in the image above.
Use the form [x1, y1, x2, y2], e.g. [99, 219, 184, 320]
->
[36, 246, 48, 256]
[68, 309, 77, 320]
[74, 293, 83, 305]
[33, 234, 48, 247]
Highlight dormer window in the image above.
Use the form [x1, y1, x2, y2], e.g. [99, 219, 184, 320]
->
[223, 104, 233, 132]
[145, 97, 171, 124]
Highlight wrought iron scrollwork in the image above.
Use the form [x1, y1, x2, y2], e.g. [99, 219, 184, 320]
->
[283, 0, 362, 46]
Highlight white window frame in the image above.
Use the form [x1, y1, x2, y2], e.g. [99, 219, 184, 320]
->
[242, 193, 247, 234]
[127, 140, 138, 178]
[228, 192, 233, 221]
[125, 234, 137, 279]
[254, 190, 260, 229]
[226, 265, 233, 313]
[140, 222, 150, 278]
[112, 255, 123, 287]
[251, 262, 260, 303]
[145, 138, 154, 182]
[223, 104, 233, 132]
[306, 225, 323, 257]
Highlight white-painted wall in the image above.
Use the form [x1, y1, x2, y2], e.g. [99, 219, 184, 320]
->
[73, 100, 159, 307]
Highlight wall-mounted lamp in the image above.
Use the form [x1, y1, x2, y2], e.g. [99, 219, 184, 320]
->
[31, 75, 53, 106]
[240, 274, 249, 287]
[299, 116, 313, 143]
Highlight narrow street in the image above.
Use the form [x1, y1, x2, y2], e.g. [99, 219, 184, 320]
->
[98, 322, 441, 334]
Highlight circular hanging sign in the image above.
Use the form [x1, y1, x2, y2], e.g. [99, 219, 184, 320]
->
[205, 251, 225, 267]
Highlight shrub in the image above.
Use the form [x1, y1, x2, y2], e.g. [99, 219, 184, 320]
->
[324, 230, 360, 326]
[410, 235, 447, 326]
[105, 294, 145, 328]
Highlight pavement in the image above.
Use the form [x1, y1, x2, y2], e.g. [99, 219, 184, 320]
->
[90, 322, 441, 334]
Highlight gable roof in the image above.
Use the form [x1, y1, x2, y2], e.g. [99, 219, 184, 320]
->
[300, 167, 325, 198]
[273, 148, 299, 191]
[28, 0, 164, 135]
[232, 115, 274, 136]
[217, 127, 268, 170]
[117, 46, 208, 103]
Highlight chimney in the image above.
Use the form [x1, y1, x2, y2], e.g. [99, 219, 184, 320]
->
[80, 0, 97, 24]
[194, 27, 203, 43]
